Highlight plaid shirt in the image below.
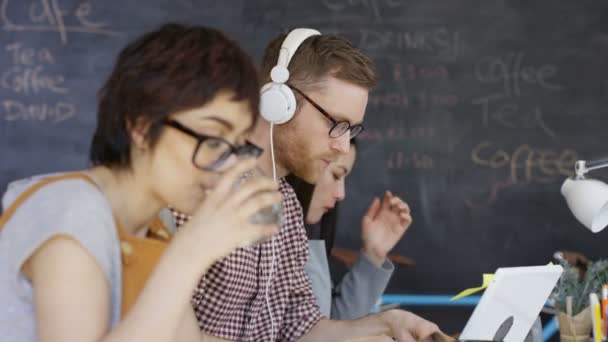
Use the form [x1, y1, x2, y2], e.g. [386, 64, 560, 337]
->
[171, 178, 322, 341]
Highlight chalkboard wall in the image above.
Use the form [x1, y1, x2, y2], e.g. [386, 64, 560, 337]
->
[1, 0, 607, 304]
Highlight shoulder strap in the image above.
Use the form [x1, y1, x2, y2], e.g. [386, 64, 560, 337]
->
[0, 172, 171, 243]
[0, 173, 99, 230]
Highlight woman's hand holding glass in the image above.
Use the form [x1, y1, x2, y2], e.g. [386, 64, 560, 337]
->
[179, 158, 282, 262]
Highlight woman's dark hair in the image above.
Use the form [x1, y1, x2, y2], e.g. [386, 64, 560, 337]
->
[286, 138, 357, 257]
[90, 23, 261, 167]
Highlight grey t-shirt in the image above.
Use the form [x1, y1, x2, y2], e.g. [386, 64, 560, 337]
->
[305, 239, 394, 319]
[0, 173, 122, 342]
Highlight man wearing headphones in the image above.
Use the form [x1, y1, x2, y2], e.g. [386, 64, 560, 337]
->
[171, 29, 443, 341]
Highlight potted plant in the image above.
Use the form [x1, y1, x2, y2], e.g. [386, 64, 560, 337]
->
[551, 259, 608, 342]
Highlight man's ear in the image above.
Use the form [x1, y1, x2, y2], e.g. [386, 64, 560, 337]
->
[127, 117, 151, 150]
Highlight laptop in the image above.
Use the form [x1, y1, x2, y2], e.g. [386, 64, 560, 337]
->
[458, 265, 563, 342]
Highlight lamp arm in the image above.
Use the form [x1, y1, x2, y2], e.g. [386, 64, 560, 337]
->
[586, 158, 608, 170]
[575, 158, 608, 177]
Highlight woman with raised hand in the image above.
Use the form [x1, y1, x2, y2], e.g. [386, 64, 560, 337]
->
[288, 140, 542, 342]
[287, 139, 412, 320]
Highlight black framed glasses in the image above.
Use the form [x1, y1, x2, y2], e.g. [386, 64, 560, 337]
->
[288, 84, 364, 139]
[163, 119, 263, 171]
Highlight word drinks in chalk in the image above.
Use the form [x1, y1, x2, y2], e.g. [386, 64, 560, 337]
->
[358, 28, 461, 58]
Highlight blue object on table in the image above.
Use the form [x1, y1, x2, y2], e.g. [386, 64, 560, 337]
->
[382, 294, 481, 306]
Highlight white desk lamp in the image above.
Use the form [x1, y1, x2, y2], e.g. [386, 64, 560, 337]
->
[561, 158, 608, 233]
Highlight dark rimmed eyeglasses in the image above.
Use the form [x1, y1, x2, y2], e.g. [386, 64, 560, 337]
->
[288, 84, 364, 139]
[163, 119, 263, 171]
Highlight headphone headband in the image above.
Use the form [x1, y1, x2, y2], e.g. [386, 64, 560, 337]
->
[271, 28, 321, 83]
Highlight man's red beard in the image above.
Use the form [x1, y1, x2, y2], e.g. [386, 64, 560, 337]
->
[273, 124, 336, 183]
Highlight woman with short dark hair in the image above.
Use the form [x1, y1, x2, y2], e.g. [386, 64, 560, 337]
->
[0, 23, 280, 342]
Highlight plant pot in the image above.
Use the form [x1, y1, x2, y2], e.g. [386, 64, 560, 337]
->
[557, 306, 592, 342]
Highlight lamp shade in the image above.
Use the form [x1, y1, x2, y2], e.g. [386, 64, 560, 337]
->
[561, 178, 608, 233]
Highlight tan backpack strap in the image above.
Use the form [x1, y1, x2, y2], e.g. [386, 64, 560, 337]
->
[148, 217, 172, 241]
[0, 173, 99, 230]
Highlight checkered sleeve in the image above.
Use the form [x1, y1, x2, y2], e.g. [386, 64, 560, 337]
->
[277, 181, 323, 341]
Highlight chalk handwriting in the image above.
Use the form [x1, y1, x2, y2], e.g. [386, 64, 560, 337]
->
[359, 126, 434, 142]
[2, 43, 66, 95]
[369, 92, 411, 108]
[7, 42, 54, 65]
[387, 151, 434, 170]
[2, 42, 75, 122]
[474, 52, 563, 97]
[1, 65, 67, 94]
[472, 94, 557, 138]
[321, 0, 405, 22]
[1, 0, 121, 44]
[3, 99, 75, 123]
[358, 28, 461, 58]
[415, 91, 459, 110]
[464, 141, 577, 208]
[369, 91, 459, 109]
[393, 63, 449, 82]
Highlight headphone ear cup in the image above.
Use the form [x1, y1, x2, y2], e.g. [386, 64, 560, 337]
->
[260, 82, 297, 124]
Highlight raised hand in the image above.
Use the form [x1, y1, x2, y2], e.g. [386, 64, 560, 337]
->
[361, 191, 412, 267]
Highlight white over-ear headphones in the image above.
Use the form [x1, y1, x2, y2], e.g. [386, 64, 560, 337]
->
[260, 28, 321, 124]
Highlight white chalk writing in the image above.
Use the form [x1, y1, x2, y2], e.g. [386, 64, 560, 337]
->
[1, 0, 121, 45]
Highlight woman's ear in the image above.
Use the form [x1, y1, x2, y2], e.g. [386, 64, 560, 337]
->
[128, 117, 151, 150]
